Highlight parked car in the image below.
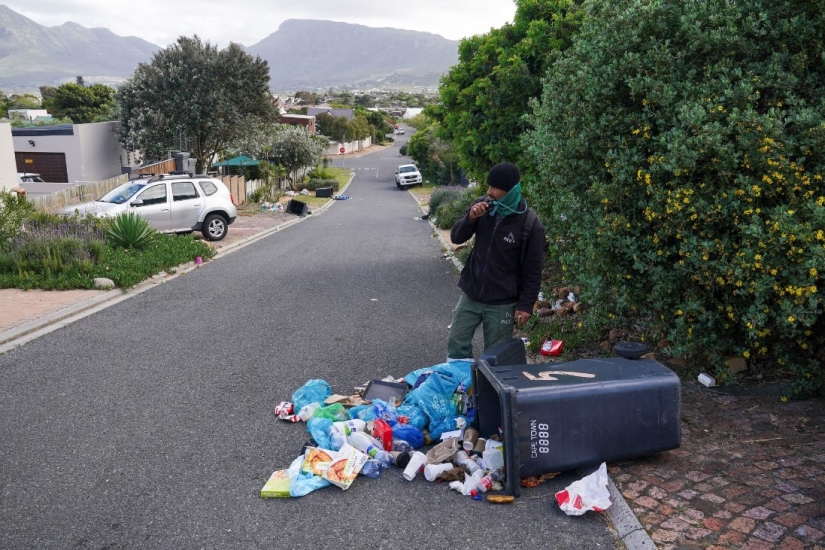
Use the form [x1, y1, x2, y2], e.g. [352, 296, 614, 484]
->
[17, 172, 45, 183]
[396, 128, 406, 135]
[61, 174, 237, 241]
[395, 164, 422, 189]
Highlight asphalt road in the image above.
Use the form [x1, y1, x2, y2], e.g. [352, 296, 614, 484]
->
[0, 131, 617, 549]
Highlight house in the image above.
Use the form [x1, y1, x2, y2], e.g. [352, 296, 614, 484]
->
[7, 109, 51, 123]
[0, 123, 18, 192]
[306, 107, 354, 121]
[12, 122, 128, 184]
[279, 114, 316, 134]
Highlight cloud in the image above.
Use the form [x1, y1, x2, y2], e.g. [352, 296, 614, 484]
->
[5, 0, 515, 47]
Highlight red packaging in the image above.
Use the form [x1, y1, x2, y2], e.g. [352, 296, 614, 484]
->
[373, 418, 393, 451]
[273, 401, 294, 416]
[540, 340, 564, 356]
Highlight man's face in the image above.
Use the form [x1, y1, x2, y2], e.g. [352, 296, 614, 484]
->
[486, 186, 507, 201]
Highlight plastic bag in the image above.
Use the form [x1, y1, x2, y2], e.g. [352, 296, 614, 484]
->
[292, 379, 332, 411]
[404, 372, 460, 425]
[392, 424, 425, 449]
[555, 462, 612, 515]
[311, 403, 350, 422]
[307, 418, 334, 450]
[396, 403, 427, 430]
[347, 404, 375, 421]
[288, 454, 332, 498]
[372, 399, 398, 425]
[403, 360, 474, 392]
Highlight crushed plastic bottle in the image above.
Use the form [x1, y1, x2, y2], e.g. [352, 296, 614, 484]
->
[361, 458, 389, 478]
[391, 439, 413, 453]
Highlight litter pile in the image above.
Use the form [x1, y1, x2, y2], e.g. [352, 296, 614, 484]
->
[261, 359, 515, 503]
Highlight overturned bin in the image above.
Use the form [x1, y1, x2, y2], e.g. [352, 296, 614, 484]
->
[473, 343, 681, 496]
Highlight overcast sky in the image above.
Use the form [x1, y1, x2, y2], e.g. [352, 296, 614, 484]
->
[6, 0, 517, 47]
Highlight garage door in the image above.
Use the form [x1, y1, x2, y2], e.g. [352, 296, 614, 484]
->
[15, 152, 69, 183]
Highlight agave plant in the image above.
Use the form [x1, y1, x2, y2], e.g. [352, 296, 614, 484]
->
[104, 212, 156, 250]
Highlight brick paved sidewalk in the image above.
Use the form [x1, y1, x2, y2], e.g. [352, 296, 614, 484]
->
[610, 384, 825, 549]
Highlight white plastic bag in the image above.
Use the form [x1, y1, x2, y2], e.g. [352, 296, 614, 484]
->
[555, 462, 612, 515]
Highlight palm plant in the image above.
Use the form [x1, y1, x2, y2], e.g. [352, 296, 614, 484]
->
[104, 212, 156, 249]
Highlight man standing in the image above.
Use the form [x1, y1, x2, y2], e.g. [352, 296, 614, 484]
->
[447, 162, 546, 360]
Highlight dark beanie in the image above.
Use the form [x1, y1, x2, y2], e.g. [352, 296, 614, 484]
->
[487, 162, 520, 192]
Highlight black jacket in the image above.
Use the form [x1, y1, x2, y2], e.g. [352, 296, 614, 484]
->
[451, 197, 545, 312]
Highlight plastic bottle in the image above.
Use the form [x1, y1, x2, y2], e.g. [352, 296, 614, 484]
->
[348, 431, 383, 458]
[391, 439, 413, 453]
[328, 427, 346, 451]
[333, 419, 366, 435]
[361, 458, 387, 478]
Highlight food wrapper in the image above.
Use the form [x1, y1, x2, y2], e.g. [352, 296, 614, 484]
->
[302, 447, 335, 476]
[260, 469, 291, 498]
[321, 443, 368, 490]
[540, 340, 564, 356]
[555, 462, 611, 515]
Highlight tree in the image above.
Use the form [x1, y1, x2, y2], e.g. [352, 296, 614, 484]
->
[526, 0, 825, 394]
[268, 125, 326, 189]
[117, 35, 275, 172]
[406, 114, 461, 186]
[43, 83, 117, 123]
[316, 113, 350, 144]
[430, 0, 584, 181]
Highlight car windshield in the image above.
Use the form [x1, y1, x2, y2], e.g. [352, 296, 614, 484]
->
[400, 166, 417, 173]
[98, 181, 147, 204]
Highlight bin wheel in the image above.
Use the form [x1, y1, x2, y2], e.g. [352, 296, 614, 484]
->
[613, 342, 649, 359]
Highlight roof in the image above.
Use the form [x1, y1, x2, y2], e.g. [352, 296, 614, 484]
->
[212, 155, 260, 167]
[306, 107, 354, 120]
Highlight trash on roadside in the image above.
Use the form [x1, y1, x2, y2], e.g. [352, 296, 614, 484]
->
[520, 472, 560, 488]
[555, 462, 611, 516]
[540, 340, 564, 356]
[333, 195, 351, 200]
[299, 188, 310, 195]
[698, 373, 717, 387]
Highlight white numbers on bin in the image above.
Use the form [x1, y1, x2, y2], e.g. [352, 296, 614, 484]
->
[538, 423, 549, 454]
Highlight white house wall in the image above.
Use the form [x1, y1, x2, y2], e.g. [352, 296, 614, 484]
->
[77, 122, 128, 183]
[0, 123, 18, 191]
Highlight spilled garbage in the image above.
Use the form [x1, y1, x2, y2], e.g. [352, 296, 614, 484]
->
[262, 359, 524, 504]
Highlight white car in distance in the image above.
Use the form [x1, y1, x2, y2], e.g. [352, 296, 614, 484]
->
[395, 164, 422, 189]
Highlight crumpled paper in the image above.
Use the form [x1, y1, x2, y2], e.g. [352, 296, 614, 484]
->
[555, 462, 612, 515]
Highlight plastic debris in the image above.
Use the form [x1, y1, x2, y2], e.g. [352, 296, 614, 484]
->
[555, 463, 612, 515]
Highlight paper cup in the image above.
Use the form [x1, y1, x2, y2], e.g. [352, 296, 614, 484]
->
[472, 437, 486, 455]
[424, 462, 454, 482]
[402, 451, 427, 481]
[462, 428, 480, 451]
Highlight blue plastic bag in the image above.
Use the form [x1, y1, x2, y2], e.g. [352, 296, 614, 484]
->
[292, 379, 332, 411]
[403, 360, 474, 392]
[348, 404, 377, 422]
[287, 455, 331, 497]
[396, 403, 427, 430]
[372, 399, 398, 425]
[392, 424, 425, 449]
[307, 418, 334, 450]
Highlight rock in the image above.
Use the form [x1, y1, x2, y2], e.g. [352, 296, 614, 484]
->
[641, 352, 657, 360]
[536, 308, 554, 317]
[665, 357, 687, 367]
[572, 302, 582, 313]
[93, 277, 115, 289]
[599, 341, 611, 350]
[724, 355, 748, 374]
[556, 286, 571, 299]
[608, 329, 629, 344]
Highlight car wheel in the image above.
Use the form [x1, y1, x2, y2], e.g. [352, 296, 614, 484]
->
[202, 214, 228, 241]
[396, 181, 401, 189]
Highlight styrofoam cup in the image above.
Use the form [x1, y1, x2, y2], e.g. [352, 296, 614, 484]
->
[402, 451, 427, 481]
[424, 462, 454, 482]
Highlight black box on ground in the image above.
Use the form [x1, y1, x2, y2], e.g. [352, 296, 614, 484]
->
[315, 186, 333, 198]
[286, 199, 308, 216]
[473, 358, 681, 496]
[363, 379, 408, 404]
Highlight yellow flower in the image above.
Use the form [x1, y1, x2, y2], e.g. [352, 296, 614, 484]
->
[743, 350, 750, 358]
[788, 316, 795, 323]
[676, 309, 683, 315]
[811, 268, 819, 278]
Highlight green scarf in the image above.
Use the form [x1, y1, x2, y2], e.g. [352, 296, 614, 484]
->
[489, 183, 526, 217]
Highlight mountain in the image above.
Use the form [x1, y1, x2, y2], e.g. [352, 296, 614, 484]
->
[246, 19, 458, 90]
[0, 4, 159, 92]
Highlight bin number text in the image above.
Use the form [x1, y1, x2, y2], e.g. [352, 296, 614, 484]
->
[530, 420, 550, 458]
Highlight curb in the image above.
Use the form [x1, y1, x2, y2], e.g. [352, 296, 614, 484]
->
[0, 172, 358, 355]
[414, 190, 654, 550]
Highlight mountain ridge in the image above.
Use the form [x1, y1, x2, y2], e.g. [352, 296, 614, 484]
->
[0, 6, 458, 93]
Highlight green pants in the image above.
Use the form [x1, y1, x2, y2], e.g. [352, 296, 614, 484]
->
[447, 292, 517, 360]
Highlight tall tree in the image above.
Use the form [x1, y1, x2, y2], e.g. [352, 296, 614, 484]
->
[117, 35, 275, 172]
[43, 83, 116, 123]
[430, 0, 583, 181]
[267, 125, 326, 189]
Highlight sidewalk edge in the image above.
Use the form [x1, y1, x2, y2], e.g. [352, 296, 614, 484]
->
[605, 476, 657, 550]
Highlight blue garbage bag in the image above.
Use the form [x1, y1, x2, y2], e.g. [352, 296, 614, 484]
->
[348, 404, 376, 422]
[404, 372, 459, 425]
[392, 424, 425, 449]
[396, 402, 427, 430]
[307, 418, 334, 450]
[287, 455, 331, 497]
[292, 379, 332, 411]
[403, 360, 474, 393]
[372, 399, 398, 425]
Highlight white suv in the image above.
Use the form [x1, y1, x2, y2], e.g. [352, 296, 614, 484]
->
[62, 174, 237, 241]
[395, 164, 422, 189]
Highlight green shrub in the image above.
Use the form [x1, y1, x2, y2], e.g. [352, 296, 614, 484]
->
[105, 212, 157, 250]
[399, 144, 407, 155]
[428, 186, 464, 215]
[526, 0, 825, 394]
[0, 190, 36, 250]
[434, 186, 482, 230]
[300, 178, 340, 192]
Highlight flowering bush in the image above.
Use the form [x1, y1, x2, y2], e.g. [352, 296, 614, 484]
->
[525, 0, 825, 394]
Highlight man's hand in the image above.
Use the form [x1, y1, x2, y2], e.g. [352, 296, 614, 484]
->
[468, 200, 489, 220]
[515, 310, 531, 326]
